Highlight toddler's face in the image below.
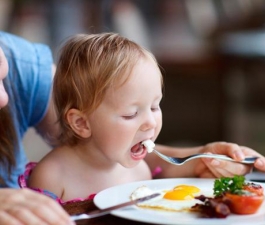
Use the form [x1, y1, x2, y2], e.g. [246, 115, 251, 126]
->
[0, 47, 8, 108]
[88, 57, 162, 168]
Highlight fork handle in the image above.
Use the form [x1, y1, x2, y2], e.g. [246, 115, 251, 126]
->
[194, 154, 258, 164]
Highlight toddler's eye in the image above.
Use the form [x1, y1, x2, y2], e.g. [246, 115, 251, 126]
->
[151, 106, 160, 112]
[122, 112, 137, 120]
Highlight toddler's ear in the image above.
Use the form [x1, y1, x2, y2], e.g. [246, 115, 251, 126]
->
[66, 109, 91, 138]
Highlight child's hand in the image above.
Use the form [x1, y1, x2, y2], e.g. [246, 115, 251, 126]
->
[194, 142, 265, 178]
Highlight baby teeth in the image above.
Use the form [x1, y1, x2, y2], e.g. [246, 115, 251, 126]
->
[142, 140, 155, 153]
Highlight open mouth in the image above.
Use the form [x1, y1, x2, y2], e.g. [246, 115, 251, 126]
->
[130, 142, 147, 159]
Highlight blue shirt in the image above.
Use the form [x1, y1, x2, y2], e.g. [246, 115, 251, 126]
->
[0, 31, 53, 187]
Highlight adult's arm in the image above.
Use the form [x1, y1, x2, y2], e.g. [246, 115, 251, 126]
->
[35, 64, 60, 147]
[145, 142, 265, 178]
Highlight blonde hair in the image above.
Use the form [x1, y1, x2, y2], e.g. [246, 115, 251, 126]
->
[53, 32, 162, 146]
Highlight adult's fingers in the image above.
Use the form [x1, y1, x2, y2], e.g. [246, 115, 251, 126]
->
[26, 196, 72, 225]
[204, 142, 245, 161]
[0, 189, 74, 225]
[202, 158, 252, 178]
[5, 205, 47, 225]
[0, 210, 24, 225]
[240, 146, 265, 172]
[254, 158, 265, 171]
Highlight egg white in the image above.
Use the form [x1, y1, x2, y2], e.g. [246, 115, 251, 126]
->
[130, 185, 208, 212]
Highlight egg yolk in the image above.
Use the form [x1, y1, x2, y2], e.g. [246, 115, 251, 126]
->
[163, 185, 200, 200]
[174, 185, 200, 193]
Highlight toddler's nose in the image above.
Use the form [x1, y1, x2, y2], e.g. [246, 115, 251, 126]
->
[140, 113, 157, 131]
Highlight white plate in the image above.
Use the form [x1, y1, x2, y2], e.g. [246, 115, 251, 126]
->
[94, 178, 265, 225]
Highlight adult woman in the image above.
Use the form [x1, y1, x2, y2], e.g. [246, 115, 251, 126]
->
[0, 31, 73, 225]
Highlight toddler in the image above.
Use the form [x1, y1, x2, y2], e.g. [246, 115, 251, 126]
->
[19, 33, 262, 204]
[20, 33, 163, 203]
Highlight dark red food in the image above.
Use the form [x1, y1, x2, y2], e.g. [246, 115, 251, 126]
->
[192, 195, 230, 218]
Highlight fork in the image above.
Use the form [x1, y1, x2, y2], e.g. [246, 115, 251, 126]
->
[152, 149, 258, 166]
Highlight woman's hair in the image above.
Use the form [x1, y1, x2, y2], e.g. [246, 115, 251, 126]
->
[0, 43, 17, 185]
[0, 107, 17, 184]
[53, 32, 162, 146]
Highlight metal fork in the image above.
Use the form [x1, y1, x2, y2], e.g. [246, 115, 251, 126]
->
[153, 149, 258, 166]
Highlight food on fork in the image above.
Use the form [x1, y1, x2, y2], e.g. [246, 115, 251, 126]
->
[142, 140, 155, 153]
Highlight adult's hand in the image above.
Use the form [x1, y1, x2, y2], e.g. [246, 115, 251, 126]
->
[0, 188, 74, 225]
[195, 142, 265, 178]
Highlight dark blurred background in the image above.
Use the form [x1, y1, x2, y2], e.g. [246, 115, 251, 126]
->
[1, 0, 265, 158]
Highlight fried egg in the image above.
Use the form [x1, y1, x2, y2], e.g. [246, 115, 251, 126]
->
[130, 184, 205, 212]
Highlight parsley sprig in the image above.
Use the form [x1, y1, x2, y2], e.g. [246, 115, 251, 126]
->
[214, 175, 245, 196]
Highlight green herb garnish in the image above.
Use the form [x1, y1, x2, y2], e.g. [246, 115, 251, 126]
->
[213, 175, 245, 196]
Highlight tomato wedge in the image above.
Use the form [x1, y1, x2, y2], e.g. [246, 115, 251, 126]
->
[224, 192, 264, 214]
[243, 183, 264, 196]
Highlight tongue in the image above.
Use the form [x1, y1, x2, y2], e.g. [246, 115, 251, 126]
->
[131, 143, 144, 156]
